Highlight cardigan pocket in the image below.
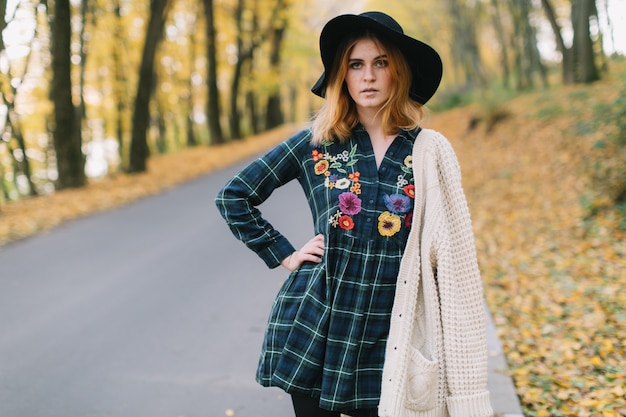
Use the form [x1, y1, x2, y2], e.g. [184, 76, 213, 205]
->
[406, 346, 438, 411]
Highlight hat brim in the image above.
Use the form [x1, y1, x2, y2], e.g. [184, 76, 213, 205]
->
[311, 14, 442, 105]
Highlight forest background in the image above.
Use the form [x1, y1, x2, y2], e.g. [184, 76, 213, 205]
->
[0, 0, 625, 416]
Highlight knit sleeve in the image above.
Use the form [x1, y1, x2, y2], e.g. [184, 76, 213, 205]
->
[214, 129, 311, 268]
[431, 133, 493, 417]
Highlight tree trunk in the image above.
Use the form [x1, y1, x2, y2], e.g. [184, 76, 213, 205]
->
[229, 0, 247, 140]
[490, 0, 511, 89]
[186, 8, 198, 147]
[113, 0, 128, 166]
[245, 90, 259, 134]
[509, 0, 548, 90]
[572, 0, 599, 83]
[446, 0, 486, 87]
[155, 99, 167, 154]
[0, 0, 7, 50]
[0, 0, 38, 196]
[264, 22, 286, 129]
[5, 101, 38, 196]
[202, 0, 224, 144]
[50, 0, 85, 188]
[128, 0, 170, 173]
[540, 0, 570, 81]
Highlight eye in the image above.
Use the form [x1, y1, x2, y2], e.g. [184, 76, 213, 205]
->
[376, 59, 389, 68]
[350, 61, 363, 69]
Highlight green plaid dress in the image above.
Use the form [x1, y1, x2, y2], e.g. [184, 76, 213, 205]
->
[215, 125, 417, 412]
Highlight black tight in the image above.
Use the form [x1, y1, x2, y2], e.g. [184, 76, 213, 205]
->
[291, 395, 339, 417]
[290, 395, 378, 417]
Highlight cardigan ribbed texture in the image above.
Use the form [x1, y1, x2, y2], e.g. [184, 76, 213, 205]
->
[378, 129, 493, 417]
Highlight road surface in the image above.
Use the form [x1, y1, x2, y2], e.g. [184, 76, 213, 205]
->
[0, 159, 305, 417]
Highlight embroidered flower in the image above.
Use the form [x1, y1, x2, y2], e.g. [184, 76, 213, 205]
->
[348, 172, 360, 182]
[396, 175, 408, 187]
[329, 210, 342, 227]
[404, 155, 413, 168]
[378, 211, 401, 237]
[335, 178, 351, 189]
[383, 193, 411, 214]
[338, 192, 362, 215]
[404, 184, 415, 199]
[314, 160, 329, 175]
[312, 150, 321, 162]
[338, 215, 355, 230]
[350, 183, 361, 193]
[405, 212, 413, 227]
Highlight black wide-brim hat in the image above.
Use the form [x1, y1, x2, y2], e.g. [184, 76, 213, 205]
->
[311, 11, 443, 105]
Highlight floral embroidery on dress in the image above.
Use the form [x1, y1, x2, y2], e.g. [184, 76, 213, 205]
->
[378, 154, 414, 237]
[378, 211, 402, 237]
[313, 144, 414, 236]
[314, 146, 362, 230]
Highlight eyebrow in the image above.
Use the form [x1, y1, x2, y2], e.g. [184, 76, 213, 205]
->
[348, 54, 388, 62]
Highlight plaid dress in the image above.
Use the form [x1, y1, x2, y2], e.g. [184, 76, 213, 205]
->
[215, 125, 417, 412]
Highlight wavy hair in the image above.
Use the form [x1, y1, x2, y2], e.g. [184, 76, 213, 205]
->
[311, 31, 427, 145]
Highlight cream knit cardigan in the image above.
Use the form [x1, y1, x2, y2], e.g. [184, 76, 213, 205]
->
[378, 129, 493, 417]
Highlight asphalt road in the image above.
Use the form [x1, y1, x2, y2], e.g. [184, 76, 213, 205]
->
[0, 158, 308, 417]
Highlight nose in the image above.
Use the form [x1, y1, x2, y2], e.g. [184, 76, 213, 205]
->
[364, 64, 376, 81]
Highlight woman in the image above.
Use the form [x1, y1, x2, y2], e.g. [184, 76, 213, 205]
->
[215, 11, 493, 417]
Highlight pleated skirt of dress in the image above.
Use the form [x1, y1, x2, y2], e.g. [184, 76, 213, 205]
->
[256, 233, 404, 412]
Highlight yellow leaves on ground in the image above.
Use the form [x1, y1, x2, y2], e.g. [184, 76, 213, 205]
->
[1, 71, 625, 416]
[424, 73, 625, 416]
[0, 124, 302, 246]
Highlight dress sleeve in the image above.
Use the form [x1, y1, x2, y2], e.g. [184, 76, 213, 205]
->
[214, 129, 312, 268]
[432, 133, 493, 416]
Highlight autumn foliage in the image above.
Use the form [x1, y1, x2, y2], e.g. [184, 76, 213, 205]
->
[1, 68, 625, 416]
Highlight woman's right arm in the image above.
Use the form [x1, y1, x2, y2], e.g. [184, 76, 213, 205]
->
[215, 129, 312, 269]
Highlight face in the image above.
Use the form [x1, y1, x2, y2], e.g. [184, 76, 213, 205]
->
[344, 38, 393, 115]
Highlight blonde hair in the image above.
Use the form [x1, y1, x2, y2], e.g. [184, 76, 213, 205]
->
[311, 32, 427, 145]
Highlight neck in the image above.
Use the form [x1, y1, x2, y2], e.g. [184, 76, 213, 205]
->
[359, 112, 397, 168]
[358, 109, 385, 137]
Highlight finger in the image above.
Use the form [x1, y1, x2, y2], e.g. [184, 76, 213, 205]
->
[311, 235, 325, 247]
[300, 253, 322, 263]
[308, 245, 325, 256]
